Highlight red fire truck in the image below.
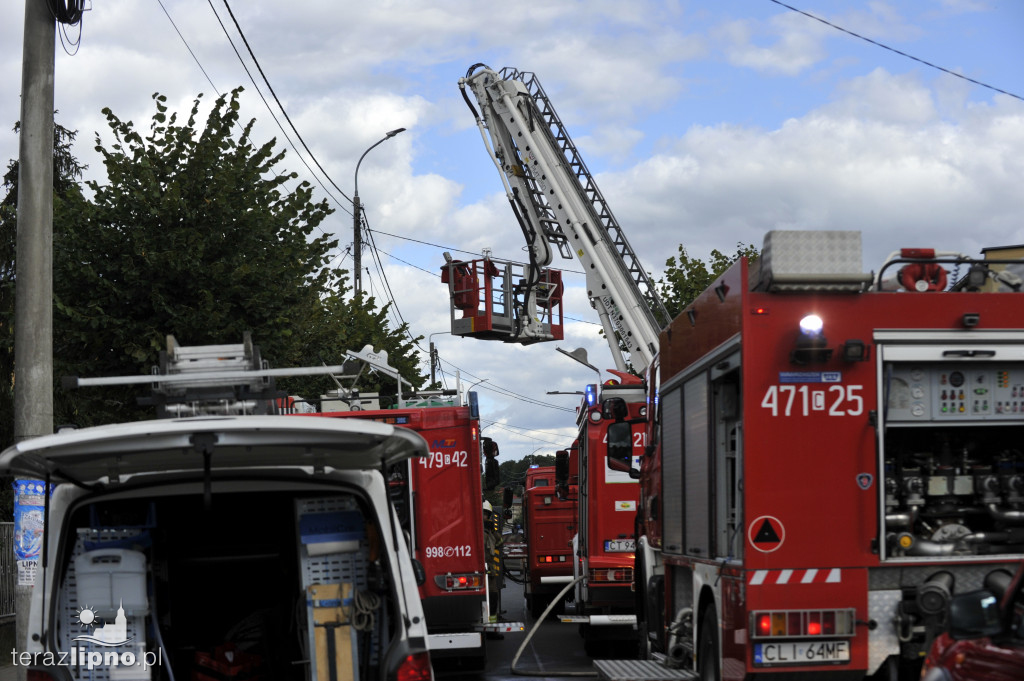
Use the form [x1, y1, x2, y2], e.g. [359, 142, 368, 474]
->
[450, 65, 673, 653]
[623, 231, 1024, 680]
[557, 378, 648, 655]
[306, 378, 522, 665]
[522, 464, 576, 618]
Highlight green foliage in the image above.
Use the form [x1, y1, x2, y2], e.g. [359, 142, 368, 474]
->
[1, 88, 424, 433]
[284, 280, 425, 406]
[657, 242, 759, 319]
[483, 453, 557, 505]
[51, 89, 343, 424]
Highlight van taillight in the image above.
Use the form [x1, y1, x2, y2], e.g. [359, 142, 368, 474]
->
[28, 670, 59, 681]
[392, 651, 433, 681]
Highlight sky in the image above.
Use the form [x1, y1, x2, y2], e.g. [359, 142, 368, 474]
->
[2, 0, 1023, 462]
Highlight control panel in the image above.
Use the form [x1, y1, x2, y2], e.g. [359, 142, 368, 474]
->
[885, 363, 1024, 422]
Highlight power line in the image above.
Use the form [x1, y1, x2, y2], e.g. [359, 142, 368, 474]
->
[770, 0, 1024, 103]
[160, 0, 342, 248]
[481, 420, 575, 447]
[157, 0, 220, 93]
[369, 228, 586, 276]
[362, 212, 416, 343]
[205, 0, 347, 217]
[217, 0, 357, 202]
[481, 419, 577, 441]
[437, 362, 575, 412]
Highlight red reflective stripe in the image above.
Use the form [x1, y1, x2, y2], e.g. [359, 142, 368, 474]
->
[748, 568, 843, 585]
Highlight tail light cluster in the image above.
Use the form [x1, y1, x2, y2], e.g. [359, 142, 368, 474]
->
[434, 572, 484, 591]
[751, 609, 856, 639]
[538, 554, 568, 564]
[588, 567, 633, 583]
[391, 651, 433, 681]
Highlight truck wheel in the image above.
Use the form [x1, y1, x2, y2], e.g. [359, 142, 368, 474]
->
[697, 606, 719, 681]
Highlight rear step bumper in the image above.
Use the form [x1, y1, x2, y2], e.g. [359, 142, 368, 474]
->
[593, 659, 698, 681]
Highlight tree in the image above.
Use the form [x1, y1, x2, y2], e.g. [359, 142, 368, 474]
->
[48, 88, 422, 425]
[657, 242, 759, 319]
[0, 121, 86, 517]
[483, 453, 557, 506]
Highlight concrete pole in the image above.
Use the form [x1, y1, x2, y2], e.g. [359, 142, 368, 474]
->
[14, 0, 55, 668]
[353, 194, 362, 296]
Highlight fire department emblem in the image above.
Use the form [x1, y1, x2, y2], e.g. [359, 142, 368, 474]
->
[857, 473, 873, 490]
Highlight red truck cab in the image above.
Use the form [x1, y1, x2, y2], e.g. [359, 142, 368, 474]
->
[523, 464, 577, 618]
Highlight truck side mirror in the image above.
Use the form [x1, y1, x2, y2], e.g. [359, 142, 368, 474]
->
[948, 590, 1004, 640]
[484, 458, 499, 491]
[606, 421, 634, 474]
[555, 450, 569, 486]
[555, 450, 569, 500]
[503, 486, 514, 510]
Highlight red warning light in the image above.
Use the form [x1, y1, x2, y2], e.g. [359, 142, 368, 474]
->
[807, 620, 822, 635]
[759, 615, 771, 635]
[752, 307, 769, 315]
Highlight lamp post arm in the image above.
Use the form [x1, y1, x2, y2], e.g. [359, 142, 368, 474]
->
[352, 128, 406, 297]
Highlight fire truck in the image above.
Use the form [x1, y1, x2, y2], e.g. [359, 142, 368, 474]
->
[446, 65, 674, 653]
[622, 231, 1024, 681]
[522, 463, 576, 618]
[299, 347, 522, 666]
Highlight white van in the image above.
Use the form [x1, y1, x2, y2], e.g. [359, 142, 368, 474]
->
[2, 415, 434, 681]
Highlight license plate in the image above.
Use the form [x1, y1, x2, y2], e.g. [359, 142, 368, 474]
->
[604, 539, 635, 552]
[754, 640, 850, 666]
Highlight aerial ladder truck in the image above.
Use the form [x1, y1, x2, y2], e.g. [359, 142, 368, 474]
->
[447, 64, 673, 654]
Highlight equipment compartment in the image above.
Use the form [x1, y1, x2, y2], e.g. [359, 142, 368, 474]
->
[54, 490, 390, 681]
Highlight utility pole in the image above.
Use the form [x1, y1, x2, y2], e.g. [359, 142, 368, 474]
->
[14, 0, 56, 669]
[352, 127, 405, 297]
[352, 193, 362, 295]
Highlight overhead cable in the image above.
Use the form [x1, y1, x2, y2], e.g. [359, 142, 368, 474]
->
[770, 0, 1024, 102]
[218, 0, 356, 203]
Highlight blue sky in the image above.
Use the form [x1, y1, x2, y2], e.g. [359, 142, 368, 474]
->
[3, 1, 1023, 460]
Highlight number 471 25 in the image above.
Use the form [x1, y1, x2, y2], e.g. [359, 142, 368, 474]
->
[760, 384, 863, 417]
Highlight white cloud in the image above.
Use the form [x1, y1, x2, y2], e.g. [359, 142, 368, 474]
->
[716, 14, 828, 76]
[596, 68, 1024, 275]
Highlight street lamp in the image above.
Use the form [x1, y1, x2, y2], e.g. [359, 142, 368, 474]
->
[466, 377, 489, 394]
[353, 127, 406, 296]
[462, 377, 488, 408]
[556, 346, 601, 380]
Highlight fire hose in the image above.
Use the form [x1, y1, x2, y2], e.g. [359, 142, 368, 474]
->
[510, 575, 597, 677]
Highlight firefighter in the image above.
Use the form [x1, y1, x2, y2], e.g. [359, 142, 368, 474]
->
[483, 501, 503, 619]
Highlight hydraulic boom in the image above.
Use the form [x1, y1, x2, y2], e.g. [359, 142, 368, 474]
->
[450, 65, 671, 373]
